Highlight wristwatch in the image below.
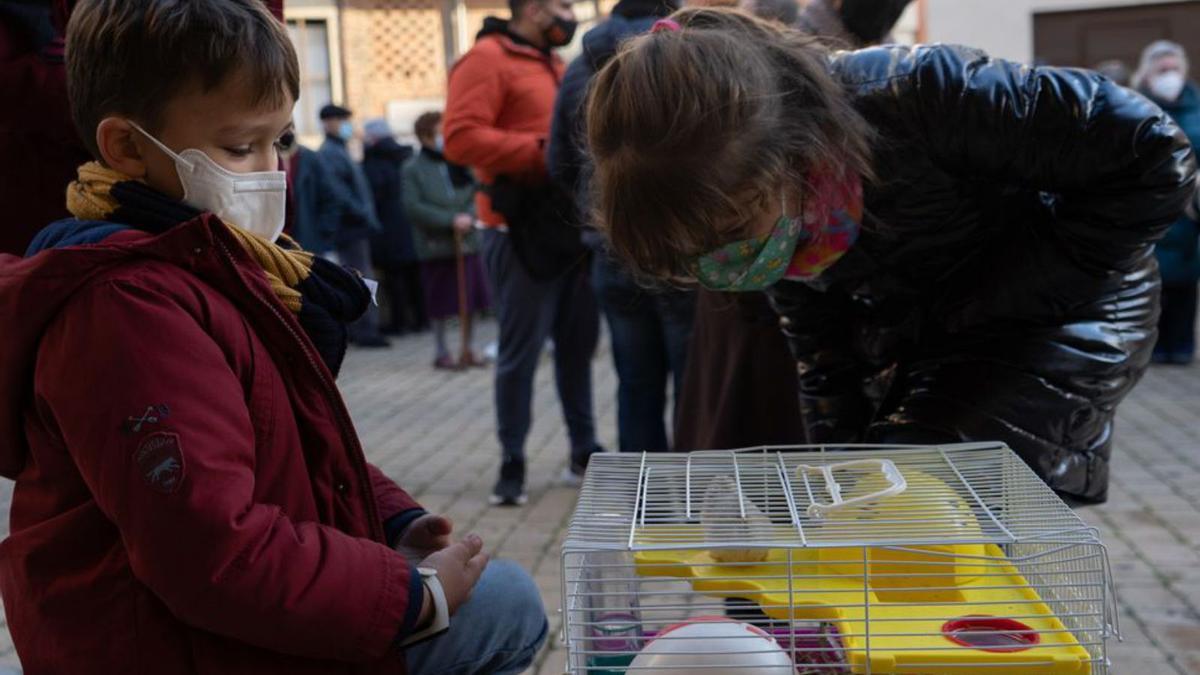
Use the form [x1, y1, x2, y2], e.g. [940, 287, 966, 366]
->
[401, 567, 451, 646]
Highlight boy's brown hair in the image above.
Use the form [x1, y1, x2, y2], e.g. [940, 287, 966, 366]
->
[66, 0, 300, 159]
[586, 8, 875, 280]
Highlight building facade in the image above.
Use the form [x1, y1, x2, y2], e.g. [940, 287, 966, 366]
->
[281, 1, 1200, 147]
[284, 0, 611, 145]
[924, 0, 1200, 67]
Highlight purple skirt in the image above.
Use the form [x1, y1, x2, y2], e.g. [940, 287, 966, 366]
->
[421, 255, 492, 320]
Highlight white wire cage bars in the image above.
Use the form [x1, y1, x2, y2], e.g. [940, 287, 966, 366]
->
[560, 443, 1118, 675]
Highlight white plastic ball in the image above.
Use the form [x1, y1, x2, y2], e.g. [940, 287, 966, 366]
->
[630, 617, 795, 674]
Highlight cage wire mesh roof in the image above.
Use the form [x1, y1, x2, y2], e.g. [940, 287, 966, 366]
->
[564, 443, 1100, 552]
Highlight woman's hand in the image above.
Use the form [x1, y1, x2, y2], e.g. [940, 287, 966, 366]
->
[453, 213, 474, 235]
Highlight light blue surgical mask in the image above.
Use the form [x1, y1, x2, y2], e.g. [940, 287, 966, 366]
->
[338, 120, 354, 141]
[435, 135, 445, 152]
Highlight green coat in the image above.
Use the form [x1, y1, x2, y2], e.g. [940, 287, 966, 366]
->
[402, 152, 479, 261]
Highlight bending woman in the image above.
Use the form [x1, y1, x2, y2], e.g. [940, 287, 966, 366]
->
[586, 8, 1196, 503]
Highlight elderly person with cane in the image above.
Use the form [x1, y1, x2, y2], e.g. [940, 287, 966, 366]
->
[403, 112, 491, 370]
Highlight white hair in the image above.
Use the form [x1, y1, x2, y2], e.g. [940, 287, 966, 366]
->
[362, 117, 393, 143]
[1132, 40, 1189, 91]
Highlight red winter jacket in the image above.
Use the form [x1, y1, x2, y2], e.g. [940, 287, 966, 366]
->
[0, 214, 423, 674]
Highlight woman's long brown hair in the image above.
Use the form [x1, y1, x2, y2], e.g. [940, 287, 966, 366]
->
[586, 7, 874, 280]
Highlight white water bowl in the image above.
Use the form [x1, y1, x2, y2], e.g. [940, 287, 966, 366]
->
[629, 617, 795, 674]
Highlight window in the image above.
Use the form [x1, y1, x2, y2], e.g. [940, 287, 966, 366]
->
[287, 18, 335, 141]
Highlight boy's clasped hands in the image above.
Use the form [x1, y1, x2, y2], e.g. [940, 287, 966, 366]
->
[395, 514, 490, 626]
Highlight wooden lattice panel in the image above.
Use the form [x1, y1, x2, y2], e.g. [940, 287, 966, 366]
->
[343, 0, 450, 117]
[463, 0, 510, 52]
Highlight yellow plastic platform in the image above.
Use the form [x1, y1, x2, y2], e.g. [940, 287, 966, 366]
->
[631, 471, 1094, 674]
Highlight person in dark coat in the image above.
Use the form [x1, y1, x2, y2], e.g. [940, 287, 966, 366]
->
[1134, 41, 1200, 365]
[319, 104, 390, 347]
[586, 8, 1197, 504]
[547, 0, 696, 453]
[362, 118, 428, 335]
[282, 140, 353, 256]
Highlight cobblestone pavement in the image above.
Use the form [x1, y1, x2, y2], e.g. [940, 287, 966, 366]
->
[0, 318, 1199, 674]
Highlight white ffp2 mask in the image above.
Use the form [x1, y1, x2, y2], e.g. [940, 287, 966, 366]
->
[1149, 71, 1187, 103]
[130, 121, 287, 242]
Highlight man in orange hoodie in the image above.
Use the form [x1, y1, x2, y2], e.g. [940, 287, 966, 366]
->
[444, 0, 602, 507]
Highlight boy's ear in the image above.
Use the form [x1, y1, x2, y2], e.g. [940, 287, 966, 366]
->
[95, 117, 149, 179]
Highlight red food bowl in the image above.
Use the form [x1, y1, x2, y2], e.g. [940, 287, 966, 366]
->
[942, 615, 1041, 653]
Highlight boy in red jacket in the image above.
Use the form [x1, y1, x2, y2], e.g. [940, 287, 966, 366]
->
[0, 1, 546, 673]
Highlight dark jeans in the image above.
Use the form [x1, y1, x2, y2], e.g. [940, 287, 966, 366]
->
[480, 229, 600, 463]
[380, 262, 426, 332]
[1155, 284, 1198, 363]
[592, 255, 695, 452]
[336, 237, 384, 342]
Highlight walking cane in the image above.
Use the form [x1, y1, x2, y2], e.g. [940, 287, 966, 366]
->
[454, 228, 471, 367]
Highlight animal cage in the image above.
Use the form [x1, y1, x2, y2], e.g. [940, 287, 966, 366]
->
[560, 443, 1118, 674]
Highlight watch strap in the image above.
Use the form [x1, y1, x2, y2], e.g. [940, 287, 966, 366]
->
[401, 568, 450, 647]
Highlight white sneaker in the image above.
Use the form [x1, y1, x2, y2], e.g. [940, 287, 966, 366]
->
[559, 466, 585, 488]
[488, 492, 528, 507]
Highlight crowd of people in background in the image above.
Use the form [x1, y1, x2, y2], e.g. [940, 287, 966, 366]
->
[5, 0, 1198, 509]
[274, 102, 496, 361]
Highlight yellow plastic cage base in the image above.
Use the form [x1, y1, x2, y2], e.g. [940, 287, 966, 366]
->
[634, 537, 1093, 675]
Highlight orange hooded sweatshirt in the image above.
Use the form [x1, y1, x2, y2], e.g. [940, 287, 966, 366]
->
[442, 18, 564, 227]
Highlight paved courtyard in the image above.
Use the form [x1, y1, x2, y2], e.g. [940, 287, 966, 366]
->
[0, 318, 1199, 673]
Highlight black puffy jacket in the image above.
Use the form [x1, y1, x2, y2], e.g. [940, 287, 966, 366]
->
[767, 44, 1196, 503]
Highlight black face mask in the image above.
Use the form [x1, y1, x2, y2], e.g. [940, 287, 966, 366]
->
[544, 15, 578, 47]
[838, 0, 912, 45]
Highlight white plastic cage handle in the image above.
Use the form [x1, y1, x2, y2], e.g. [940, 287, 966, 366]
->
[797, 459, 907, 519]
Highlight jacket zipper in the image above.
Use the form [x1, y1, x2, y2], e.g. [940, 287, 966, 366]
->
[213, 238, 386, 542]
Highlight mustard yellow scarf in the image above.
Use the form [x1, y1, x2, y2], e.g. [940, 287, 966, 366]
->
[68, 162, 310, 310]
[65, 162, 369, 375]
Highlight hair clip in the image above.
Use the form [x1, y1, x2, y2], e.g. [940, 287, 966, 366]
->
[651, 18, 681, 33]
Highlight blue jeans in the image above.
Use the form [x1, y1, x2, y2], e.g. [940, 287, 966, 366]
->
[406, 560, 548, 675]
[592, 255, 696, 452]
[480, 229, 600, 464]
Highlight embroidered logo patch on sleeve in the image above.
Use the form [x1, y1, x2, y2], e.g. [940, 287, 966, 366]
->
[124, 404, 170, 434]
[134, 432, 186, 494]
